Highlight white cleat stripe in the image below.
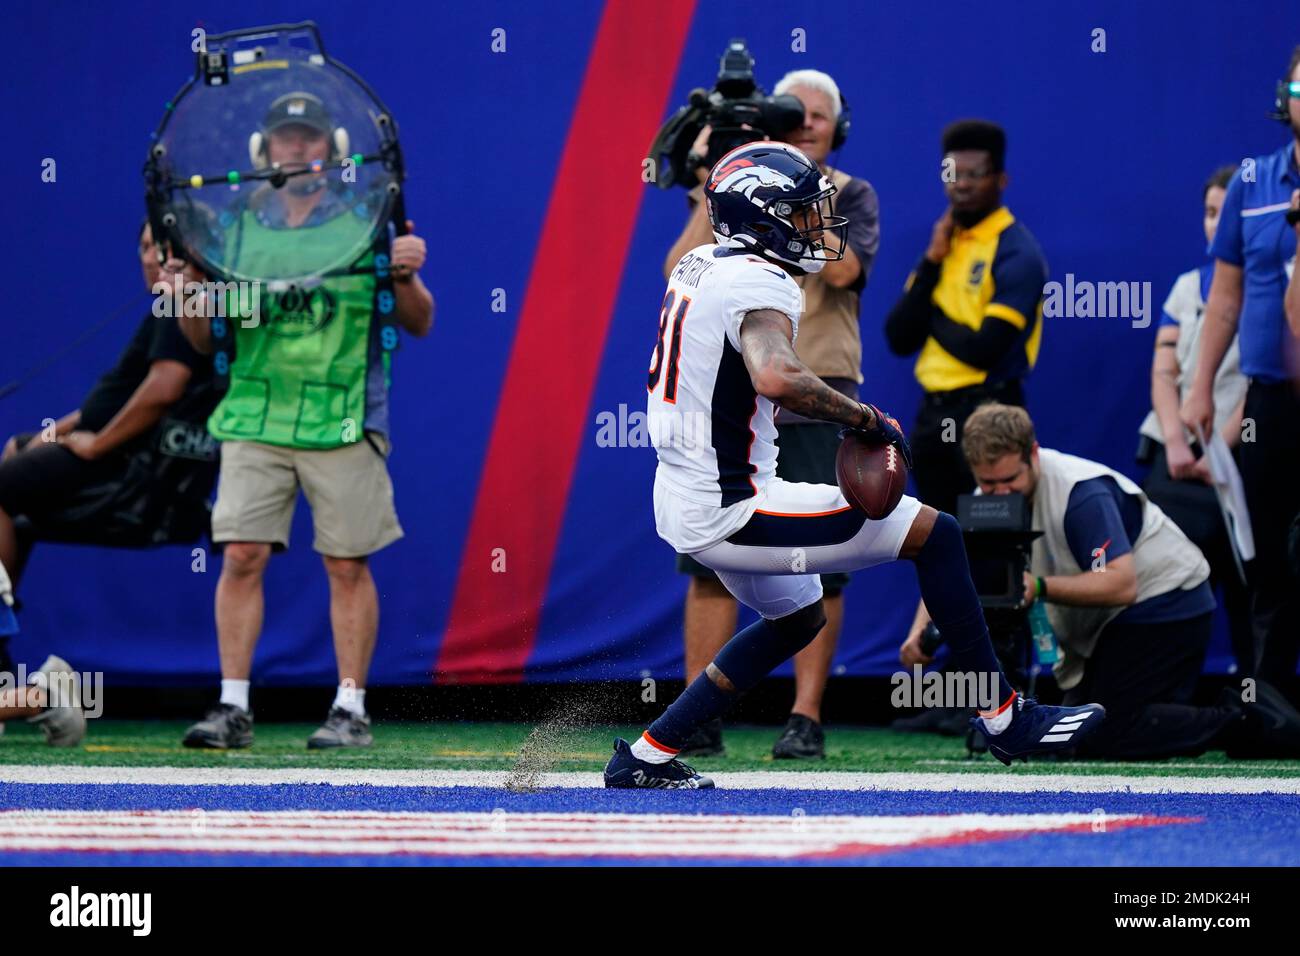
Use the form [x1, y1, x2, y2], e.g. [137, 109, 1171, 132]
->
[1058, 712, 1092, 723]
[1040, 733, 1075, 742]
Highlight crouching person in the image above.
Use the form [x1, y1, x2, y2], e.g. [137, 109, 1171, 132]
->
[957, 403, 1300, 759]
[0, 558, 85, 746]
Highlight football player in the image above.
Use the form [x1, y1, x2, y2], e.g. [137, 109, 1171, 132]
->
[605, 142, 1106, 788]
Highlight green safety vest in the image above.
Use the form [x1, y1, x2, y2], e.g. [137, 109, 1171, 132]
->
[208, 206, 384, 449]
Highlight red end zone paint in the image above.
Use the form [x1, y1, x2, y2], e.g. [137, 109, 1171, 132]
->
[808, 815, 1202, 860]
[434, 1, 697, 683]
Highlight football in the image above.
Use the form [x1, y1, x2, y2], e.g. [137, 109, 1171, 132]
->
[835, 432, 908, 519]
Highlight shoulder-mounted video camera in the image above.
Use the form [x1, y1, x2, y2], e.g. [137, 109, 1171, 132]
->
[646, 38, 805, 190]
[956, 492, 1042, 610]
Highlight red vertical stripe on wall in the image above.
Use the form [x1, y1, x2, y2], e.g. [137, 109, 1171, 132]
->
[434, 1, 697, 683]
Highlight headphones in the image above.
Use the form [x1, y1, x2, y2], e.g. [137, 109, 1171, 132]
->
[248, 92, 351, 170]
[832, 91, 851, 151]
[1271, 79, 1296, 123]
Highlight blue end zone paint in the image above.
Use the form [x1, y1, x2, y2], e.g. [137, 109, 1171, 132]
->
[2, 783, 1297, 866]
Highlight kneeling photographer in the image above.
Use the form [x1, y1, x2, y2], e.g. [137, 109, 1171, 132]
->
[953, 403, 1300, 759]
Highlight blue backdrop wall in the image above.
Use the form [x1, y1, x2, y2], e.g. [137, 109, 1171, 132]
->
[2, 0, 1293, 687]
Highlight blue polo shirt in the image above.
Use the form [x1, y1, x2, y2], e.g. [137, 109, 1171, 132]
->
[1063, 478, 1215, 625]
[1208, 141, 1300, 383]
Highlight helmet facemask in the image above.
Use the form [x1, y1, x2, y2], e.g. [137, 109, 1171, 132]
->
[768, 185, 848, 274]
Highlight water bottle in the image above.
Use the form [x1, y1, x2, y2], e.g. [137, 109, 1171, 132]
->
[1028, 601, 1059, 666]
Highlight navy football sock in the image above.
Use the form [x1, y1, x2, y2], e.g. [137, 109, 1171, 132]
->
[646, 602, 826, 751]
[645, 669, 733, 752]
[714, 602, 825, 690]
[912, 511, 1015, 709]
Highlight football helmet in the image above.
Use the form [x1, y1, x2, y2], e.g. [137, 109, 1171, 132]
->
[704, 141, 848, 274]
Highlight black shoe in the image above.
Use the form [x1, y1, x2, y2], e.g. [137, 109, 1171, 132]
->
[891, 706, 975, 737]
[678, 717, 725, 758]
[183, 702, 253, 749]
[1222, 680, 1300, 759]
[772, 714, 825, 760]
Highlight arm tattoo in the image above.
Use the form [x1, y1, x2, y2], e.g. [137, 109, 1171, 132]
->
[739, 310, 867, 427]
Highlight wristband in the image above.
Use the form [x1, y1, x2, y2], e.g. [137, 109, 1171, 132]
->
[1035, 576, 1046, 599]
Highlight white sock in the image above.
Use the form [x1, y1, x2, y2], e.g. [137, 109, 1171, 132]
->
[630, 733, 676, 765]
[979, 692, 1017, 736]
[220, 679, 250, 712]
[333, 684, 366, 717]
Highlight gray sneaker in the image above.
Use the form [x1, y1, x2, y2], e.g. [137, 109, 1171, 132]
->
[183, 702, 253, 749]
[771, 713, 825, 760]
[26, 655, 86, 747]
[308, 707, 373, 749]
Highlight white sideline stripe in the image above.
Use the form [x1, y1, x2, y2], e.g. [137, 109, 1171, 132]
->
[0, 810, 1164, 858]
[1, 766, 1298, 793]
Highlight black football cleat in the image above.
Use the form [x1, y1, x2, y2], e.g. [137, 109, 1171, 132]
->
[1221, 680, 1300, 759]
[603, 738, 715, 789]
[891, 706, 976, 737]
[971, 696, 1105, 766]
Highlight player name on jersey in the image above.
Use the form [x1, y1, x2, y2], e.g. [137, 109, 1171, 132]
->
[669, 251, 716, 289]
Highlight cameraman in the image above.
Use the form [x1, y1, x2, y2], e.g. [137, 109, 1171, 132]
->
[663, 68, 880, 760]
[909, 403, 1300, 760]
[177, 92, 434, 751]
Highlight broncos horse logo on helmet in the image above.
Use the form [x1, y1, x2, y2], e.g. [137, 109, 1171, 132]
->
[704, 141, 848, 275]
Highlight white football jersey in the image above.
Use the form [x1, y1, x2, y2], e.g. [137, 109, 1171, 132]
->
[648, 244, 804, 552]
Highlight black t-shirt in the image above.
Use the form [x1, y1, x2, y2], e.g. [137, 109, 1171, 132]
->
[78, 312, 211, 432]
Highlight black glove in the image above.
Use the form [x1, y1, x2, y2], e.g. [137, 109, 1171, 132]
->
[841, 402, 914, 470]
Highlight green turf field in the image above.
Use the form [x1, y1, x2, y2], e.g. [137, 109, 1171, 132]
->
[2, 719, 1298, 777]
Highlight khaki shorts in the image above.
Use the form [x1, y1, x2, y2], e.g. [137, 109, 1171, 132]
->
[212, 435, 404, 557]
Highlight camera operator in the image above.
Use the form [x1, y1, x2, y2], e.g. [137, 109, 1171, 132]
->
[663, 68, 880, 760]
[177, 92, 434, 751]
[884, 120, 1047, 517]
[907, 403, 1300, 760]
